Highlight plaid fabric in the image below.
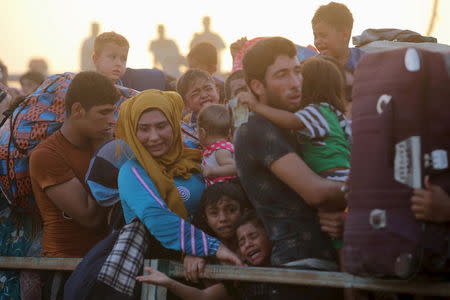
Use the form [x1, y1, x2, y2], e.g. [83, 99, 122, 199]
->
[97, 219, 149, 296]
[0, 73, 137, 214]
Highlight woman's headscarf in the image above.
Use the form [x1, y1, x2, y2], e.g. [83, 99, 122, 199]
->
[116, 89, 202, 219]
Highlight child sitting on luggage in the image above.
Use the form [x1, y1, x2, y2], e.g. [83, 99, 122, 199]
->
[311, 1, 365, 72]
[137, 211, 275, 300]
[197, 104, 237, 186]
[240, 56, 351, 183]
[92, 31, 129, 83]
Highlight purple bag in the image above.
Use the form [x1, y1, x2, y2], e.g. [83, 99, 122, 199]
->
[343, 48, 450, 278]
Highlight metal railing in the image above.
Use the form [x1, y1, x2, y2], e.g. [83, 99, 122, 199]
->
[0, 256, 449, 299]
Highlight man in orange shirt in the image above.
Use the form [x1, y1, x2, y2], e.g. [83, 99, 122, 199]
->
[30, 71, 119, 257]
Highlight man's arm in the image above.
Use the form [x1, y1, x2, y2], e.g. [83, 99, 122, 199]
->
[30, 147, 107, 228]
[270, 152, 346, 211]
[45, 178, 107, 228]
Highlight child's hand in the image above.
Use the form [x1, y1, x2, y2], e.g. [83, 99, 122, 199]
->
[411, 176, 450, 223]
[183, 255, 206, 283]
[230, 37, 248, 60]
[237, 92, 258, 111]
[216, 244, 244, 266]
[136, 266, 171, 287]
[318, 210, 346, 238]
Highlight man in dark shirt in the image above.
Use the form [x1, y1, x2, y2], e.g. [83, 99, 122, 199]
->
[235, 37, 346, 274]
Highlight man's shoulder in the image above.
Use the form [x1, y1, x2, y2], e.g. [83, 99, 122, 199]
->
[31, 131, 64, 158]
[206, 32, 225, 47]
[190, 33, 201, 45]
[81, 36, 95, 48]
[242, 113, 280, 133]
[235, 114, 287, 146]
[166, 39, 177, 47]
[29, 132, 74, 180]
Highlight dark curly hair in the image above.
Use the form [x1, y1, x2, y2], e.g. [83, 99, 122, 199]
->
[243, 37, 296, 96]
[188, 42, 218, 67]
[65, 71, 119, 114]
[311, 2, 354, 31]
[233, 210, 265, 232]
[300, 56, 346, 113]
[176, 69, 214, 103]
[192, 179, 252, 237]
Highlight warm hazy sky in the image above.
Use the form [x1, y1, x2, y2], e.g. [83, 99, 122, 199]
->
[2, 0, 449, 75]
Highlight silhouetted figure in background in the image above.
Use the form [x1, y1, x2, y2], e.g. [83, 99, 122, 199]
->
[0, 59, 22, 102]
[190, 16, 225, 74]
[0, 60, 8, 86]
[19, 71, 45, 95]
[80, 22, 100, 71]
[28, 58, 48, 77]
[149, 24, 185, 78]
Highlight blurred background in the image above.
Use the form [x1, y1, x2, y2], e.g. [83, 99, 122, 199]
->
[1, 0, 448, 84]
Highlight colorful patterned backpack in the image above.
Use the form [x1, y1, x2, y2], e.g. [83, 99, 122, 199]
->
[0, 72, 137, 214]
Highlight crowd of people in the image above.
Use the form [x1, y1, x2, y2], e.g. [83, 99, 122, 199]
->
[0, 2, 449, 300]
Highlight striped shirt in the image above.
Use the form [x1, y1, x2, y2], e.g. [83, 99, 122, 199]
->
[294, 103, 351, 178]
[295, 103, 351, 139]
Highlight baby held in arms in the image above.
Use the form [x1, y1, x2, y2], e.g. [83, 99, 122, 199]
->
[198, 104, 237, 186]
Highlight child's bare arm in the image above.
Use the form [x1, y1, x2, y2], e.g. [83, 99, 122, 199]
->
[166, 280, 231, 300]
[253, 104, 304, 130]
[203, 149, 237, 178]
[137, 266, 172, 287]
[238, 92, 304, 130]
[137, 267, 231, 300]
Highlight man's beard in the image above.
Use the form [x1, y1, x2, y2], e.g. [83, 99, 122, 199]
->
[266, 88, 302, 112]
